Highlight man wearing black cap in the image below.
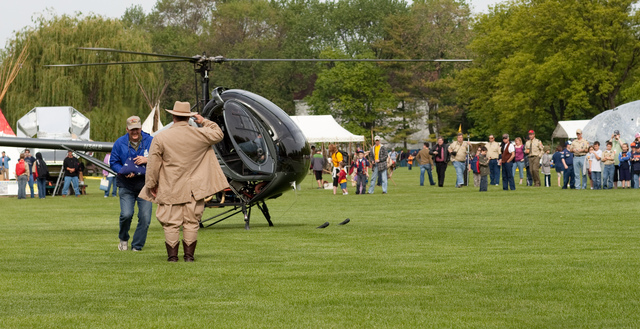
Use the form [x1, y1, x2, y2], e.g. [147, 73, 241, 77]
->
[525, 130, 544, 187]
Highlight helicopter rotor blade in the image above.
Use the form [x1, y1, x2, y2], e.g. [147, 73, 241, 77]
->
[45, 59, 191, 67]
[78, 47, 197, 61]
[220, 58, 472, 62]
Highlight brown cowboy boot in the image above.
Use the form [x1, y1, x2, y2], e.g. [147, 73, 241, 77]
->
[165, 242, 179, 262]
[183, 240, 197, 262]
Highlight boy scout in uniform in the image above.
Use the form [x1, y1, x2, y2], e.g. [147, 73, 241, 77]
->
[571, 129, 590, 189]
[524, 130, 544, 187]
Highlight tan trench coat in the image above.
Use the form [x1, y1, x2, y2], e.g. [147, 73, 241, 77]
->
[139, 119, 229, 204]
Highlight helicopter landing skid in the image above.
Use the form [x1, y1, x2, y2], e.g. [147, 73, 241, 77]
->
[200, 200, 273, 230]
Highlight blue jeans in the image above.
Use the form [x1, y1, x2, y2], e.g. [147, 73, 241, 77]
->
[118, 187, 152, 250]
[368, 165, 387, 193]
[489, 159, 500, 185]
[419, 164, 435, 186]
[634, 173, 640, 189]
[105, 176, 117, 197]
[573, 156, 588, 189]
[17, 175, 27, 199]
[36, 177, 47, 198]
[502, 162, 515, 190]
[453, 161, 465, 187]
[513, 160, 525, 180]
[592, 171, 602, 190]
[603, 164, 614, 189]
[62, 176, 79, 196]
[28, 174, 35, 198]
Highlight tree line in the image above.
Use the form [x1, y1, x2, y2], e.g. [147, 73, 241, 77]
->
[1, 0, 640, 145]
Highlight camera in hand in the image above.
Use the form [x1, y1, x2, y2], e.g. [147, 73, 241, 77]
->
[451, 151, 457, 156]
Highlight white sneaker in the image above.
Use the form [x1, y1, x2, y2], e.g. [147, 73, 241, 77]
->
[343, 192, 348, 195]
[118, 240, 128, 251]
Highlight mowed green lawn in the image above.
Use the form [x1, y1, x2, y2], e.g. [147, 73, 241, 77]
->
[1, 167, 640, 328]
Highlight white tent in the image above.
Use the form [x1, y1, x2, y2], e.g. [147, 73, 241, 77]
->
[141, 105, 164, 134]
[551, 120, 590, 140]
[290, 115, 365, 143]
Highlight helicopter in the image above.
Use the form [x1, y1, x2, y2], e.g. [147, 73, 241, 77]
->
[0, 48, 471, 229]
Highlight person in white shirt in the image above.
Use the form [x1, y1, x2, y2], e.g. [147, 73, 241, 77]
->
[588, 141, 603, 190]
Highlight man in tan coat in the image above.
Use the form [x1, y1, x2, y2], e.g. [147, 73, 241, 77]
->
[140, 101, 229, 262]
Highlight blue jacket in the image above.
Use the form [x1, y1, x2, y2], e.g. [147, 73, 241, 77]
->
[110, 132, 153, 190]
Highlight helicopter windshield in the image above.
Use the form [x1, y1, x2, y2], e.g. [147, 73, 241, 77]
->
[225, 101, 268, 165]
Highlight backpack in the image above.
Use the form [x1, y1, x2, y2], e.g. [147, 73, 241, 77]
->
[15, 161, 25, 176]
[470, 156, 481, 174]
[339, 150, 350, 165]
[36, 159, 49, 179]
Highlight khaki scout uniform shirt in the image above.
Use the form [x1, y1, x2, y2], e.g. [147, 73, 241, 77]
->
[571, 139, 589, 156]
[448, 141, 468, 162]
[602, 149, 615, 165]
[525, 138, 544, 157]
[485, 141, 501, 160]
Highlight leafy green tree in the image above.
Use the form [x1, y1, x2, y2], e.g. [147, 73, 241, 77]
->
[306, 50, 396, 139]
[457, 0, 640, 139]
[0, 14, 162, 142]
[377, 0, 473, 141]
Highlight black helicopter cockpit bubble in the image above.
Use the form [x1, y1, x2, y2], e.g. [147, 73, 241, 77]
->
[204, 88, 310, 202]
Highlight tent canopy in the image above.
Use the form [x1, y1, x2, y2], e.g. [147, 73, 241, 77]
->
[0, 108, 15, 136]
[290, 115, 365, 143]
[551, 120, 590, 140]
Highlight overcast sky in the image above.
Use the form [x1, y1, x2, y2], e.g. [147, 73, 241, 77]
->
[1, 0, 502, 49]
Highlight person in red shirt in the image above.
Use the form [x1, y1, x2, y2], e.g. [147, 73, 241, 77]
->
[338, 162, 348, 195]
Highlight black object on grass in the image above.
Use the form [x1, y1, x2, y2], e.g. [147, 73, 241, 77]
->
[339, 218, 350, 225]
[317, 222, 330, 229]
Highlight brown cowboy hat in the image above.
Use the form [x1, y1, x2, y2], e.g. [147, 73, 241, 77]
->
[165, 101, 197, 117]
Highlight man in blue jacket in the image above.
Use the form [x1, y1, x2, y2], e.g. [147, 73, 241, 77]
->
[110, 116, 153, 252]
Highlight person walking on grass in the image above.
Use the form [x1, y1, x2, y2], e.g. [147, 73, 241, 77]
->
[448, 133, 468, 188]
[416, 142, 435, 186]
[431, 137, 449, 187]
[110, 116, 153, 252]
[368, 135, 388, 194]
[311, 149, 326, 189]
[499, 134, 516, 191]
[349, 150, 369, 195]
[141, 101, 228, 262]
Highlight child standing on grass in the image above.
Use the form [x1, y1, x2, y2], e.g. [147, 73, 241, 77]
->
[602, 142, 615, 189]
[338, 161, 349, 195]
[619, 143, 631, 188]
[541, 147, 552, 187]
[588, 142, 602, 190]
[349, 150, 369, 195]
[552, 145, 564, 187]
[479, 146, 489, 192]
[469, 147, 482, 187]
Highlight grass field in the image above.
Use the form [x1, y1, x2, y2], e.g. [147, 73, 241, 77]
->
[1, 167, 640, 328]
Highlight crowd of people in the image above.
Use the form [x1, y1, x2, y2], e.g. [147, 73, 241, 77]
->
[315, 127, 639, 193]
